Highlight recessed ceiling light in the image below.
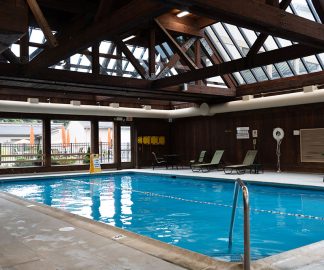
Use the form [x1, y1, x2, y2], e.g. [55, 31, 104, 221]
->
[122, 35, 136, 42]
[177, 11, 190, 18]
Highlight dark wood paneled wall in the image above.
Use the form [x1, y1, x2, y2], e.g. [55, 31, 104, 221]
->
[134, 118, 171, 168]
[170, 103, 324, 172]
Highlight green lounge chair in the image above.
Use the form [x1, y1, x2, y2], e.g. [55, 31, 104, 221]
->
[189, 150, 206, 168]
[191, 150, 224, 172]
[224, 150, 258, 174]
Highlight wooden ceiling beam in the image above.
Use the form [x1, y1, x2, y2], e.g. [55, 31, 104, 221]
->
[156, 13, 203, 37]
[247, 0, 292, 56]
[155, 19, 198, 70]
[94, 0, 114, 22]
[0, 63, 234, 102]
[237, 70, 324, 96]
[162, 0, 324, 50]
[28, 0, 169, 70]
[37, 0, 96, 14]
[185, 85, 235, 96]
[201, 33, 237, 89]
[148, 26, 156, 77]
[114, 38, 149, 79]
[156, 38, 196, 79]
[153, 44, 323, 88]
[26, 0, 58, 47]
[1, 49, 20, 64]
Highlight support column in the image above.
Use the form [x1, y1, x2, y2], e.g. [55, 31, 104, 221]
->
[92, 42, 100, 75]
[20, 32, 29, 64]
[116, 47, 123, 77]
[91, 120, 99, 154]
[149, 26, 156, 78]
[114, 121, 121, 170]
[43, 118, 51, 168]
[195, 39, 203, 85]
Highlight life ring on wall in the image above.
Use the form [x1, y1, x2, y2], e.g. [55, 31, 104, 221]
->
[273, 127, 284, 141]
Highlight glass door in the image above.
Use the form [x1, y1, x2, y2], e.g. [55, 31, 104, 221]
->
[120, 125, 132, 164]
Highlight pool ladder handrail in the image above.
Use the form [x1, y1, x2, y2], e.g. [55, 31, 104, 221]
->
[228, 178, 250, 270]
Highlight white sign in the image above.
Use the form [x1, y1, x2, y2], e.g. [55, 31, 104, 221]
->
[236, 127, 249, 139]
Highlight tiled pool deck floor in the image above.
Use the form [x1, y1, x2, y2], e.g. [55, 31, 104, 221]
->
[0, 168, 323, 270]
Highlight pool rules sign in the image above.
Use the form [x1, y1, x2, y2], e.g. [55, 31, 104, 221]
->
[90, 154, 102, 173]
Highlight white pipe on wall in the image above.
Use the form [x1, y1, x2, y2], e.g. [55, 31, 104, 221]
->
[209, 90, 324, 115]
[0, 89, 324, 119]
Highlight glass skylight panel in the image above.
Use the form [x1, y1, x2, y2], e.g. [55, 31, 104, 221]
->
[291, 0, 316, 21]
[287, 59, 307, 74]
[302, 55, 322, 72]
[107, 59, 116, 70]
[213, 23, 241, 60]
[276, 37, 293, 48]
[142, 48, 149, 61]
[99, 57, 106, 66]
[264, 65, 281, 79]
[121, 59, 128, 70]
[316, 53, 324, 66]
[29, 28, 45, 43]
[70, 54, 81, 65]
[263, 36, 279, 51]
[79, 55, 91, 66]
[224, 24, 249, 57]
[10, 44, 20, 57]
[29, 47, 39, 56]
[125, 62, 136, 72]
[133, 47, 144, 59]
[162, 42, 174, 57]
[205, 27, 231, 61]
[206, 76, 227, 87]
[251, 67, 268, 81]
[240, 28, 258, 48]
[99, 41, 111, 53]
[233, 72, 245, 85]
[276, 62, 294, 77]
[155, 46, 167, 61]
[241, 70, 257, 83]
[307, 0, 321, 22]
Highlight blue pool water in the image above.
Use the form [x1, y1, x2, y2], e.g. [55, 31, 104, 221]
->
[0, 173, 324, 261]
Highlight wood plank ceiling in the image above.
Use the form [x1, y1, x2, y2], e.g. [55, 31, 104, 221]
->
[0, 0, 324, 108]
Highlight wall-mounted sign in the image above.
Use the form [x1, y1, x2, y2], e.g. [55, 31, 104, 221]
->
[150, 136, 159, 145]
[158, 136, 165, 145]
[236, 127, 250, 139]
[137, 136, 165, 145]
[143, 136, 151, 145]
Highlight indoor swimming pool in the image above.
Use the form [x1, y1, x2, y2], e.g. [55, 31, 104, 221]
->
[1, 172, 323, 261]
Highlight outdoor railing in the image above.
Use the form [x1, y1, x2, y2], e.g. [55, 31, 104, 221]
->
[0, 143, 43, 167]
[0, 142, 131, 167]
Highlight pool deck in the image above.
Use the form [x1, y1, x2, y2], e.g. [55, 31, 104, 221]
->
[0, 168, 324, 269]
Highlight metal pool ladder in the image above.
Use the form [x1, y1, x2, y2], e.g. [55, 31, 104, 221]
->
[228, 178, 250, 270]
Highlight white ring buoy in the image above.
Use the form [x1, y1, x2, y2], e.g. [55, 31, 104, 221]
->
[273, 127, 284, 141]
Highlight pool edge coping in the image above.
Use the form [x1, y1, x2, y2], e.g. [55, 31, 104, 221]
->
[1, 169, 324, 191]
